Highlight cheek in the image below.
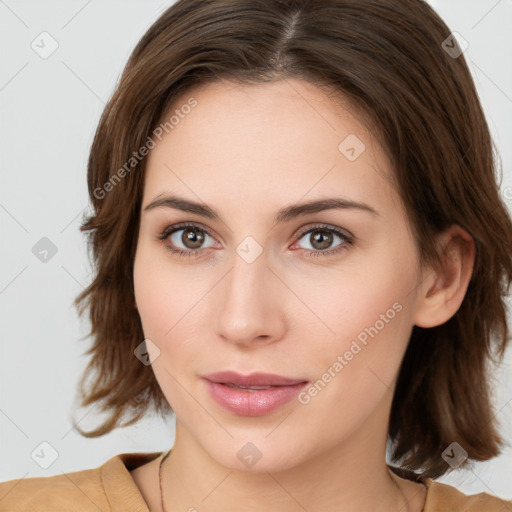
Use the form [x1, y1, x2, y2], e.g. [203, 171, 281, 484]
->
[133, 243, 209, 356]
[296, 281, 414, 444]
[304, 250, 417, 393]
[134, 271, 165, 339]
[133, 243, 178, 340]
[133, 246, 198, 408]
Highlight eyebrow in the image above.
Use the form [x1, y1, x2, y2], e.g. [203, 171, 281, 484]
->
[143, 194, 380, 223]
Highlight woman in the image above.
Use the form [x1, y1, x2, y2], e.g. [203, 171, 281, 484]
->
[1, 0, 511, 511]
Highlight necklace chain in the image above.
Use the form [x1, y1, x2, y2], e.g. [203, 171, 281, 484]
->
[159, 449, 172, 512]
[158, 450, 422, 512]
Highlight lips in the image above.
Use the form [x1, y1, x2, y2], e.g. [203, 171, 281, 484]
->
[202, 371, 310, 416]
[202, 370, 308, 387]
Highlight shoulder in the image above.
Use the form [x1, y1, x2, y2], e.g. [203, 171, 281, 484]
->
[0, 465, 107, 511]
[0, 451, 162, 512]
[424, 479, 512, 512]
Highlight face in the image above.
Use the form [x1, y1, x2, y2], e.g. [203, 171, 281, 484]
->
[133, 78, 426, 473]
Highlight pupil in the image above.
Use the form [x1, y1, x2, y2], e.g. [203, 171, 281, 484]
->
[183, 229, 204, 249]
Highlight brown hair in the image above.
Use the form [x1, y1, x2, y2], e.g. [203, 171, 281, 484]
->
[73, 0, 512, 479]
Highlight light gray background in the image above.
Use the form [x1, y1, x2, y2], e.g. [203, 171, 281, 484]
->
[1, 0, 511, 500]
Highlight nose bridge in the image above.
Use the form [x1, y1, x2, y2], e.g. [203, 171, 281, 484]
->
[215, 242, 284, 344]
[224, 245, 270, 320]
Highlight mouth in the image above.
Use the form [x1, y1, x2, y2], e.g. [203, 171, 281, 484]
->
[202, 371, 310, 416]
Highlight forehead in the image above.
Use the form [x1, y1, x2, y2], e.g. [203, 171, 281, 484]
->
[143, 78, 400, 219]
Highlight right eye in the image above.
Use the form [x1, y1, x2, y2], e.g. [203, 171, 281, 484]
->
[159, 223, 219, 258]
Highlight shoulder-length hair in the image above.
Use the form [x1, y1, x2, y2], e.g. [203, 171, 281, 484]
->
[74, 0, 512, 479]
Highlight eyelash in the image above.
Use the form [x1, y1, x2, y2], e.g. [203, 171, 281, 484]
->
[158, 222, 354, 260]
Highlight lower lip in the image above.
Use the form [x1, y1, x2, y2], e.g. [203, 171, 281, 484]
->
[203, 380, 309, 416]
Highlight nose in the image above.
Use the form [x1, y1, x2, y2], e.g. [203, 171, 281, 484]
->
[214, 246, 288, 348]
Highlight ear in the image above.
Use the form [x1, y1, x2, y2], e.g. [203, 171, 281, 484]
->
[413, 225, 476, 328]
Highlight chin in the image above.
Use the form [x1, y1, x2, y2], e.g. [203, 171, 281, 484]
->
[203, 437, 307, 474]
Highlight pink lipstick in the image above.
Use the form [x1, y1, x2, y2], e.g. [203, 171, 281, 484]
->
[202, 371, 309, 416]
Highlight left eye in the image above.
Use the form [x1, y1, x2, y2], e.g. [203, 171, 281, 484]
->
[294, 227, 349, 252]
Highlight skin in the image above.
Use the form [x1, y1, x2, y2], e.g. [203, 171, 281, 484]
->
[130, 78, 475, 512]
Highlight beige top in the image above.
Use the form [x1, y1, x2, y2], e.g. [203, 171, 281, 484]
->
[0, 452, 510, 511]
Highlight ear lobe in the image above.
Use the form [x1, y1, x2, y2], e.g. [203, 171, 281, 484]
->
[413, 225, 475, 329]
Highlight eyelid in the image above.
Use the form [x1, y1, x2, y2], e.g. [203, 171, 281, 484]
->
[160, 221, 218, 240]
[293, 223, 353, 241]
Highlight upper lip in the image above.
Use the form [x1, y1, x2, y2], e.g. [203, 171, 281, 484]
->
[202, 371, 308, 387]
